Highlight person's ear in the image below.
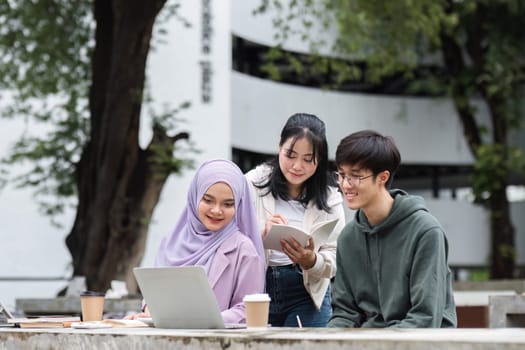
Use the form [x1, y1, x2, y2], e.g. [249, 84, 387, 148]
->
[379, 170, 390, 185]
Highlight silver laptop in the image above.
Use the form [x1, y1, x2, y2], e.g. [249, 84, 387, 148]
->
[133, 266, 230, 329]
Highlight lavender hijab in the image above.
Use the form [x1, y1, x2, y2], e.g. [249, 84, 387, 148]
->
[154, 159, 265, 271]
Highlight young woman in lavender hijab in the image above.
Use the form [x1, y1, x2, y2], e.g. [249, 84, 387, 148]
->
[126, 159, 265, 324]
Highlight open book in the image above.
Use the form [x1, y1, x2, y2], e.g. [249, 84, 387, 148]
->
[263, 218, 339, 251]
[100, 318, 150, 328]
[70, 319, 150, 329]
[8, 316, 80, 328]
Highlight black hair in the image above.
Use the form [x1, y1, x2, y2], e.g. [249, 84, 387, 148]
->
[256, 113, 334, 211]
[335, 129, 401, 188]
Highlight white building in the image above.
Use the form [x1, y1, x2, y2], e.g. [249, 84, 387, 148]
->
[0, 0, 524, 311]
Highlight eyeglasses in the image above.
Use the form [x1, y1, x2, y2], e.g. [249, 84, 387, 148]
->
[333, 171, 374, 186]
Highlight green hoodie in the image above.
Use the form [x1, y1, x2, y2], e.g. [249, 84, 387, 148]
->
[328, 189, 457, 328]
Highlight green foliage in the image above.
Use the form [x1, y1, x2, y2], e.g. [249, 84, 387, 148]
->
[255, 0, 525, 99]
[259, 45, 363, 89]
[0, 0, 193, 226]
[255, 0, 368, 88]
[497, 243, 516, 261]
[471, 144, 525, 205]
[508, 146, 525, 173]
[469, 268, 490, 282]
[256, 0, 525, 174]
[150, 1, 192, 49]
[0, 0, 93, 223]
[254, 0, 456, 84]
[0, 1, 93, 100]
[471, 144, 508, 204]
[406, 75, 448, 96]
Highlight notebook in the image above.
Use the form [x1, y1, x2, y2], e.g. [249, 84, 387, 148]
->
[133, 266, 243, 329]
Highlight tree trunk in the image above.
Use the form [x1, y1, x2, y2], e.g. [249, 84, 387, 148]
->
[484, 92, 516, 278]
[489, 184, 515, 278]
[440, 14, 516, 278]
[65, 0, 185, 293]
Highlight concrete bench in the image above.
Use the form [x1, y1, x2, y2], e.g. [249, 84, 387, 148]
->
[489, 294, 525, 328]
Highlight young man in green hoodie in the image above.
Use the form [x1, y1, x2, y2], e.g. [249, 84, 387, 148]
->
[328, 130, 457, 328]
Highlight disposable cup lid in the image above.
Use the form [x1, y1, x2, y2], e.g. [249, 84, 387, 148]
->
[243, 293, 271, 302]
[80, 290, 105, 297]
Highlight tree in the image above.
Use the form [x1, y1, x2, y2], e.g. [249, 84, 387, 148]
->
[255, 0, 525, 278]
[0, 0, 193, 292]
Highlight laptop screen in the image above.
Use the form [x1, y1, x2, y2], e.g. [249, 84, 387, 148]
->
[133, 266, 226, 329]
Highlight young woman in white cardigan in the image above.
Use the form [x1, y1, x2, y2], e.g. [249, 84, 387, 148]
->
[245, 113, 346, 327]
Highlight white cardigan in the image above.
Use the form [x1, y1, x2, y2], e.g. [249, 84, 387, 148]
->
[245, 164, 346, 309]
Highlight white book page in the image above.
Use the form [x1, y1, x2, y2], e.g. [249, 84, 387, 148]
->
[310, 218, 339, 246]
[263, 218, 339, 251]
[263, 224, 310, 251]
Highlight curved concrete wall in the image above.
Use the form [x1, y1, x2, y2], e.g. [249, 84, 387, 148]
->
[231, 71, 477, 164]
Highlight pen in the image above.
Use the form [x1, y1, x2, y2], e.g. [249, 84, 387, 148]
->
[296, 315, 303, 328]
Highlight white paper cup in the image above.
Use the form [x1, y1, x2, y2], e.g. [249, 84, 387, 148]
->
[243, 293, 271, 328]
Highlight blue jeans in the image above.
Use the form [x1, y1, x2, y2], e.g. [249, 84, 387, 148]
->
[266, 264, 331, 327]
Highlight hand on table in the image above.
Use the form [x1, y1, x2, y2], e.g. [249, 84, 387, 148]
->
[124, 305, 150, 320]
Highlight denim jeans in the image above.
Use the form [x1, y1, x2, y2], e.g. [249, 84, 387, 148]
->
[266, 264, 331, 327]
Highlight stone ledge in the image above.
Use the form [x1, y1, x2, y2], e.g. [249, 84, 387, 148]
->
[454, 280, 525, 294]
[2, 328, 525, 350]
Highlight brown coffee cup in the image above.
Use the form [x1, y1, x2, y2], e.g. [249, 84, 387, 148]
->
[243, 293, 271, 328]
[80, 291, 105, 322]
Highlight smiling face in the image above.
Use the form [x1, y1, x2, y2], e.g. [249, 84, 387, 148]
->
[198, 182, 236, 232]
[337, 164, 380, 211]
[278, 136, 318, 199]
